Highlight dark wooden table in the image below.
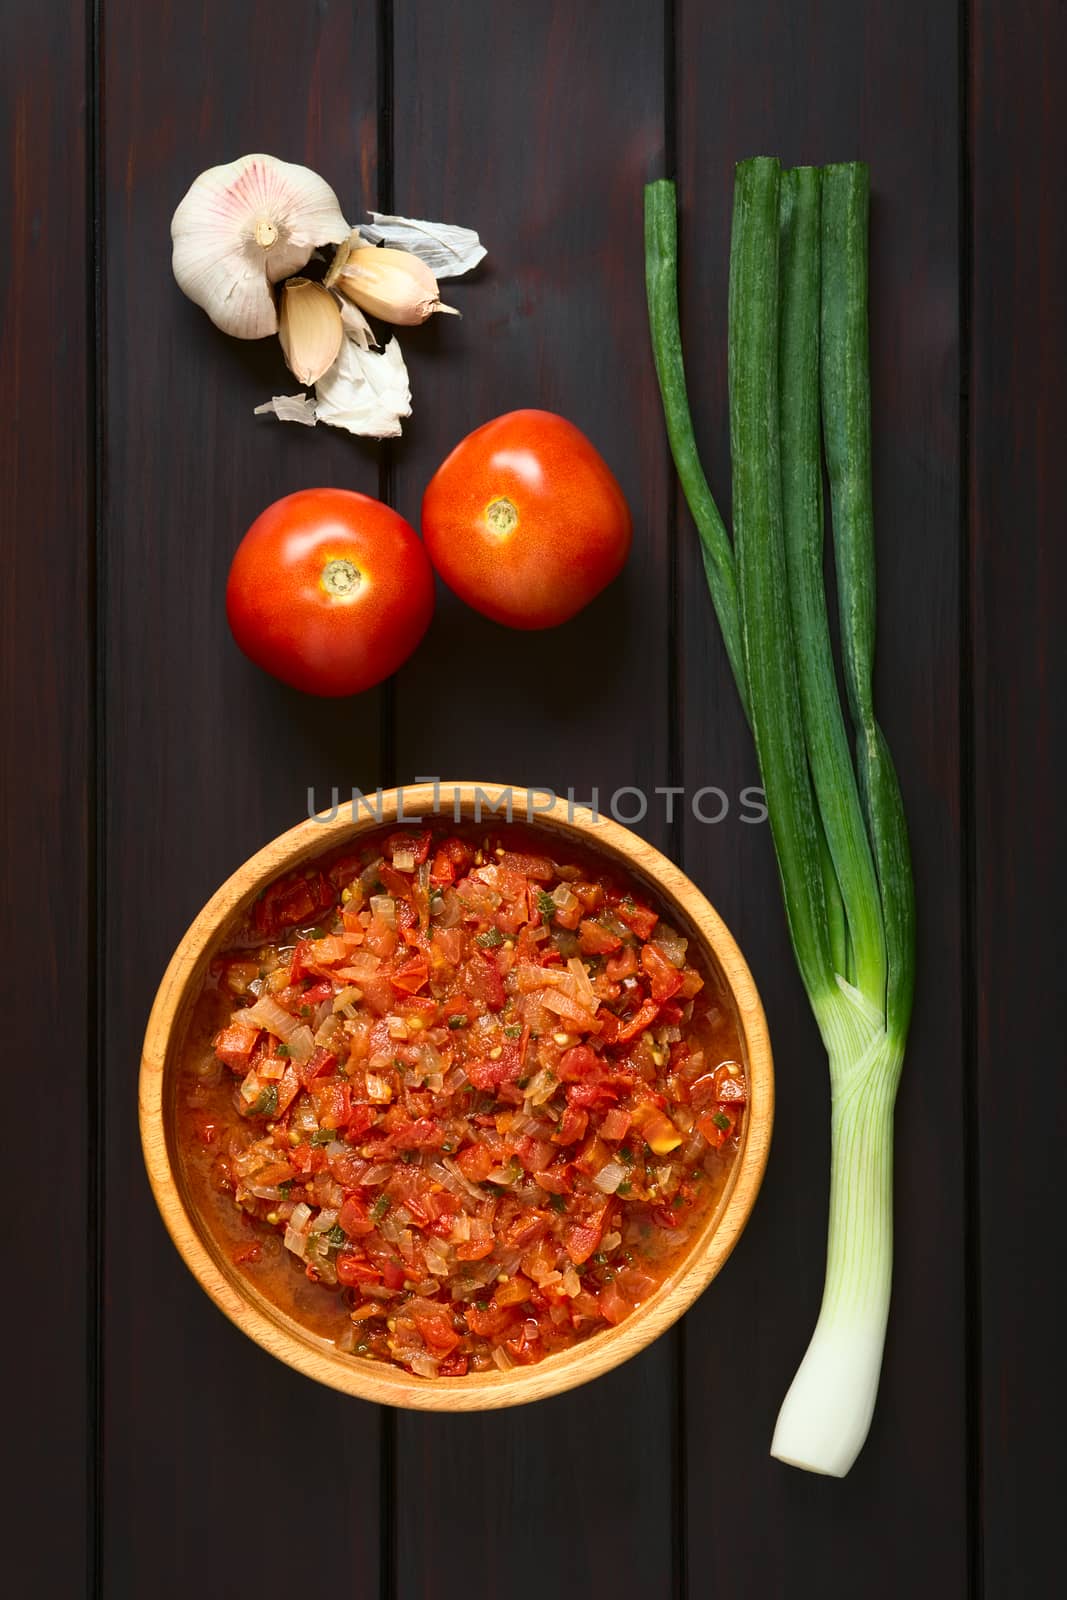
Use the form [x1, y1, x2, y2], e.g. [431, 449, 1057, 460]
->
[3, 2, 1062, 1595]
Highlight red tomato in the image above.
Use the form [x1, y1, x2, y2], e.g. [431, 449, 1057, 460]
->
[420, 410, 632, 628]
[226, 489, 434, 696]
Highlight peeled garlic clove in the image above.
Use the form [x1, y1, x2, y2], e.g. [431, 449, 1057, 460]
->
[171, 153, 350, 339]
[278, 279, 344, 385]
[327, 243, 459, 326]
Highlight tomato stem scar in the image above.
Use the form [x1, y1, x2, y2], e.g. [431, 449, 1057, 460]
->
[321, 557, 362, 599]
[485, 498, 519, 537]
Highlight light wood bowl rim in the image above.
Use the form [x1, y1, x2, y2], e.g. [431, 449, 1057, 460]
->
[140, 782, 773, 1411]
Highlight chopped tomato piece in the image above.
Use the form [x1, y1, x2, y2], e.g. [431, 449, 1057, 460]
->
[412, 1304, 461, 1354]
[301, 979, 334, 1007]
[452, 1142, 492, 1182]
[296, 1046, 337, 1088]
[567, 1081, 619, 1110]
[338, 1196, 374, 1237]
[614, 901, 659, 940]
[613, 998, 661, 1044]
[598, 1281, 633, 1324]
[253, 868, 335, 937]
[463, 952, 506, 1010]
[390, 953, 430, 995]
[381, 1258, 407, 1290]
[454, 1238, 495, 1261]
[465, 1045, 523, 1092]
[213, 1024, 260, 1068]
[605, 945, 638, 981]
[495, 1277, 533, 1307]
[343, 1104, 378, 1141]
[697, 1107, 739, 1149]
[385, 829, 433, 866]
[556, 1044, 601, 1082]
[499, 850, 555, 881]
[336, 1250, 382, 1286]
[465, 1299, 516, 1337]
[641, 943, 684, 1002]
[564, 1206, 609, 1265]
[551, 1105, 589, 1145]
[600, 1105, 632, 1143]
[578, 918, 622, 955]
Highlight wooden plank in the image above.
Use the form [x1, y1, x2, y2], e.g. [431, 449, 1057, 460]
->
[970, 4, 1066, 1594]
[387, 3, 677, 1595]
[98, 4, 384, 1593]
[675, 2, 967, 1592]
[0, 1, 91, 1589]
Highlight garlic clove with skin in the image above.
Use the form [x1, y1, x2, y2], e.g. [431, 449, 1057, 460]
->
[326, 239, 459, 326]
[171, 154, 350, 339]
[278, 278, 344, 385]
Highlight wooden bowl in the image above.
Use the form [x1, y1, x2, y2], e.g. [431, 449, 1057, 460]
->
[141, 782, 773, 1410]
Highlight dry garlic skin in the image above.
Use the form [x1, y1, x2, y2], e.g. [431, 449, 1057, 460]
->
[171, 153, 350, 339]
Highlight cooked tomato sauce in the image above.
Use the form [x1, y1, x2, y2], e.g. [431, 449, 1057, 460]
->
[177, 825, 747, 1377]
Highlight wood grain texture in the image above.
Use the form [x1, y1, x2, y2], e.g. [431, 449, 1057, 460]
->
[970, 4, 1067, 1594]
[385, 3, 679, 1594]
[98, 4, 384, 1594]
[675, 2, 967, 1593]
[5, 0, 1058, 1586]
[0, 1, 90, 1589]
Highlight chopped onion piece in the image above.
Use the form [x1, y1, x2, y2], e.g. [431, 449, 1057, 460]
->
[492, 1345, 514, 1371]
[437, 1156, 487, 1206]
[524, 1067, 557, 1108]
[653, 925, 689, 967]
[370, 895, 396, 928]
[237, 994, 299, 1041]
[593, 1160, 628, 1194]
[391, 847, 417, 872]
[435, 888, 462, 927]
[326, 987, 358, 1018]
[286, 1024, 315, 1063]
[283, 1225, 308, 1259]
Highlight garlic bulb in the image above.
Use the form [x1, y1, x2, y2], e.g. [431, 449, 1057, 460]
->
[327, 239, 458, 325]
[171, 154, 350, 339]
[278, 278, 343, 385]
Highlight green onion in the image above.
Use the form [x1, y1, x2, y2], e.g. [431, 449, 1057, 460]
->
[476, 927, 504, 948]
[249, 1085, 278, 1118]
[645, 159, 916, 1478]
[645, 180, 748, 713]
[536, 890, 556, 920]
[370, 1196, 390, 1222]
